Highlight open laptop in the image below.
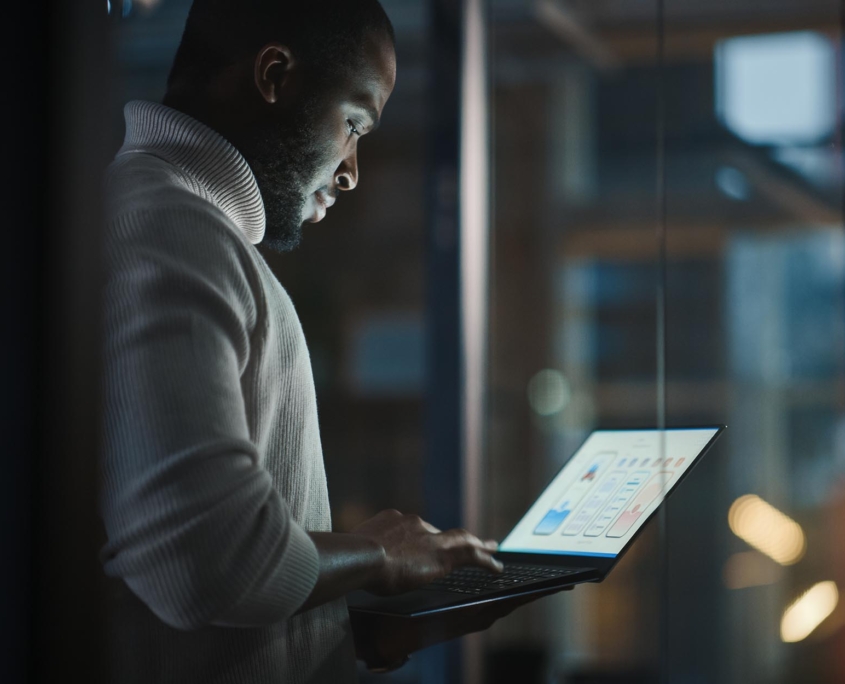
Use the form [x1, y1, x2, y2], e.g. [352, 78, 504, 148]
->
[347, 426, 725, 617]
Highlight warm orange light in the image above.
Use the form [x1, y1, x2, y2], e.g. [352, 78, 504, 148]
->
[781, 581, 839, 643]
[728, 494, 805, 566]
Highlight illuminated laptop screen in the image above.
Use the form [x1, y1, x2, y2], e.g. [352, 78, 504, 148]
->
[500, 428, 719, 558]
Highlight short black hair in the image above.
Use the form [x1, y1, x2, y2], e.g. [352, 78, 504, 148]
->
[167, 0, 395, 92]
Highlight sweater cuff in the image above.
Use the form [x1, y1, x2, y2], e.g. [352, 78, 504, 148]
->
[214, 522, 320, 627]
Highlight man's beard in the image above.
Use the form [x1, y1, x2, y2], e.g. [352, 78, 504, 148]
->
[236, 95, 330, 252]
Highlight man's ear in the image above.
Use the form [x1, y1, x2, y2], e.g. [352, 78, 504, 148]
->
[254, 43, 297, 105]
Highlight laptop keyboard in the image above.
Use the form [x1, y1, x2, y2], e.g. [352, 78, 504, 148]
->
[423, 564, 585, 595]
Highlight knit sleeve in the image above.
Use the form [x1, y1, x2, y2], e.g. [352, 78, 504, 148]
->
[100, 203, 319, 630]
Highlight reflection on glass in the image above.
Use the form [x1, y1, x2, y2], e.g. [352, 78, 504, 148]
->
[781, 582, 839, 643]
[716, 31, 835, 145]
[723, 551, 784, 590]
[728, 494, 806, 566]
[486, 1, 844, 683]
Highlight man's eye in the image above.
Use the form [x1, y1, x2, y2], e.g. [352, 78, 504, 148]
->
[347, 120, 360, 136]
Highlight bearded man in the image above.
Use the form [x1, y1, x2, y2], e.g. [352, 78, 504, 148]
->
[100, 2, 503, 683]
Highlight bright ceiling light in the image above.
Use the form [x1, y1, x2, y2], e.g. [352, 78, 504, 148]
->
[781, 581, 839, 643]
[728, 494, 805, 566]
[715, 31, 835, 145]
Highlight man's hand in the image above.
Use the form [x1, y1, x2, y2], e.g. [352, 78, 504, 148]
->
[298, 510, 501, 613]
[352, 509, 503, 595]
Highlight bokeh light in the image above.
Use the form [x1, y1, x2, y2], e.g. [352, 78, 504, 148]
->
[527, 369, 571, 417]
[728, 494, 806, 566]
[781, 581, 839, 643]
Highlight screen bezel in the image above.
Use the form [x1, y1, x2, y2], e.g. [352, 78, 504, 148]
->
[495, 425, 726, 577]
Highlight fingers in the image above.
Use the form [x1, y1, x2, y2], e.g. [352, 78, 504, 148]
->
[379, 510, 441, 534]
[474, 549, 504, 573]
[442, 529, 503, 573]
[404, 514, 443, 536]
[420, 520, 441, 534]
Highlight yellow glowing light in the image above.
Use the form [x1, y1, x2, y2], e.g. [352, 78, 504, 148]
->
[728, 494, 806, 566]
[781, 581, 839, 643]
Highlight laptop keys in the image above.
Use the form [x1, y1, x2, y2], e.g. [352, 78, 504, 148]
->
[423, 564, 583, 595]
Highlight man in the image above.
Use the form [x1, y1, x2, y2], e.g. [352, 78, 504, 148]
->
[100, 2, 506, 682]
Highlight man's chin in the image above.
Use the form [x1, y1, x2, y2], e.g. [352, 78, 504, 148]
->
[261, 223, 304, 254]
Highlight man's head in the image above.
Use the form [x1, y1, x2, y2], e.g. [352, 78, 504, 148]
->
[165, 1, 396, 252]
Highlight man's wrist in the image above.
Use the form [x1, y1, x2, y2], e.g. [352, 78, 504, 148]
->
[346, 532, 386, 592]
[301, 532, 389, 612]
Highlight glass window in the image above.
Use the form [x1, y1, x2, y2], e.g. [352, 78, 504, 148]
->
[484, 1, 845, 683]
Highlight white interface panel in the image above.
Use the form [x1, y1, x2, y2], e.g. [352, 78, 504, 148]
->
[500, 428, 719, 558]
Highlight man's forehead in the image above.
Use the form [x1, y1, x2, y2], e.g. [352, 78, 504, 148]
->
[357, 30, 396, 94]
[345, 39, 395, 119]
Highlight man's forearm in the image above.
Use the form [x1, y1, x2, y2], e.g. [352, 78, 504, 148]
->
[296, 532, 386, 613]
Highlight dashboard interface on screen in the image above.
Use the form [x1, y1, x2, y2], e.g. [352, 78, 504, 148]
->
[500, 428, 719, 558]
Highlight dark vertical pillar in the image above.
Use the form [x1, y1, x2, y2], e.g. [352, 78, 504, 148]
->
[0, 3, 50, 683]
[424, 1, 465, 682]
[1, 1, 110, 683]
[33, 1, 110, 681]
[425, 0, 464, 534]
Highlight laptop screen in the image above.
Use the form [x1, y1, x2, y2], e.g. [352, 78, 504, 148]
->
[499, 428, 720, 558]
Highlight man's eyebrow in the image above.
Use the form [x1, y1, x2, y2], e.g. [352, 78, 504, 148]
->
[356, 103, 381, 132]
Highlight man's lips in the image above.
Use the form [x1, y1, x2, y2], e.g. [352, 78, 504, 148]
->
[317, 190, 336, 210]
[310, 190, 336, 223]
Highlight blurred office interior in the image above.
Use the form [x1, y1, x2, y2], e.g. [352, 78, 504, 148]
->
[6, 1, 845, 683]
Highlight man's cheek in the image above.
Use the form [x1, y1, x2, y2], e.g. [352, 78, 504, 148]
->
[317, 148, 347, 182]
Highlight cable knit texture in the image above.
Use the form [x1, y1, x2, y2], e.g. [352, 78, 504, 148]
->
[100, 101, 357, 684]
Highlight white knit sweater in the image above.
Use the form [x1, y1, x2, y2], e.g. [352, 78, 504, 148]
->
[100, 100, 357, 683]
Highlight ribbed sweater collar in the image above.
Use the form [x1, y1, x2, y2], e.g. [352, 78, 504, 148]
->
[118, 100, 266, 244]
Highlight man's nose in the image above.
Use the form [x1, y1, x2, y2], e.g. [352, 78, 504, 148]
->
[335, 149, 359, 192]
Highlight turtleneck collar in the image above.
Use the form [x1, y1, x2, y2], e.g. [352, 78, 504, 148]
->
[117, 100, 266, 245]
